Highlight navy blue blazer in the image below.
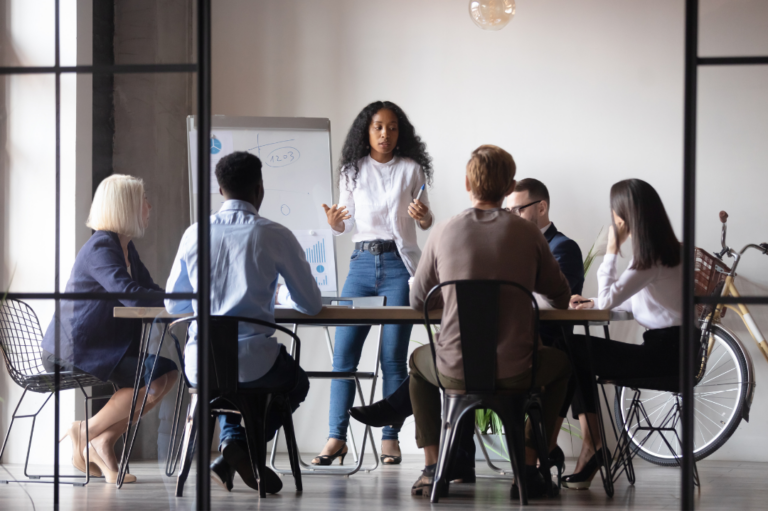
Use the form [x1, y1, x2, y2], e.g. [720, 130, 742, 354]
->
[540, 223, 584, 344]
[544, 223, 584, 296]
[42, 231, 164, 381]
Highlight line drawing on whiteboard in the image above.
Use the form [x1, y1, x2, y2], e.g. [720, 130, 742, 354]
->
[281, 204, 291, 216]
[246, 134, 295, 157]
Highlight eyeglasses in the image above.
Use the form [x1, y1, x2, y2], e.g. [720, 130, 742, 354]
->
[509, 200, 543, 215]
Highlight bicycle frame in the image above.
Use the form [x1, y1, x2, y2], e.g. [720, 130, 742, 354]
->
[714, 276, 768, 363]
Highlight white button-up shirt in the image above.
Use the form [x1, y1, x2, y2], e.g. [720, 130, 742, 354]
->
[335, 155, 431, 275]
[165, 200, 322, 384]
[596, 254, 682, 329]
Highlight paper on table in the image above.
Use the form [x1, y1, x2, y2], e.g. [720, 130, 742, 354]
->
[292, 229, 337, 292]
[534, 293, 555, 310]
[189, 130, 235, 193]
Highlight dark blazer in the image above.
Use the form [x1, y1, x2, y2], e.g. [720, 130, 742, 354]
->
[541, 223, 584, 345]
[543, 223, 584, 296]
[42, 231, 164, 381]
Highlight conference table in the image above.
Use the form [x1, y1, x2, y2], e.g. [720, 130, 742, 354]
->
[112, 306, 633, 483]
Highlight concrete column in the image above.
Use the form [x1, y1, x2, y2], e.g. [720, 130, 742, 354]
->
[112, 0, 194, 461]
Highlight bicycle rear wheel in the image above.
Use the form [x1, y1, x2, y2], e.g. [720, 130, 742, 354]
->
[613, 325, 748, 466]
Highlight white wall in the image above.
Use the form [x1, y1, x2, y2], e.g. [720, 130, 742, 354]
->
[209, 0, 768, 461]
[0, 0, 92, 465]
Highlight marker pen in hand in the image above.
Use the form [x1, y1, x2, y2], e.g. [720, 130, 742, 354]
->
[575, 300, 593, 304]
[415, 184, 425, 202]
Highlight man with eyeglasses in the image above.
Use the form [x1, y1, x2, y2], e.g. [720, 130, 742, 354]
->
[507, 178, 584, 303]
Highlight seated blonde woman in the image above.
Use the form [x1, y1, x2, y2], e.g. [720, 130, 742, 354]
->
[41, 174, 178, 484]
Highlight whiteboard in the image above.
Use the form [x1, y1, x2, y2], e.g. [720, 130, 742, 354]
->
[186, 116, 338, 293]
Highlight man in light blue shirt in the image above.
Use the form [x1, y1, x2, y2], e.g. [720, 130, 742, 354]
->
[166, 151, 322, 494]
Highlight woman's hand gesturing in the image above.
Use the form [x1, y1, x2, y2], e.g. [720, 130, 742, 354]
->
[322, 204, 351, 233]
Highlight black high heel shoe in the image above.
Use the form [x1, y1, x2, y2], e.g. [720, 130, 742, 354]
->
[311, 443, 349, 466]
[549, 445, 566, 488]
[561, 448, 604, 490]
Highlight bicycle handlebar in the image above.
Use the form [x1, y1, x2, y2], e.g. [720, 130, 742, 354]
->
[717, 210, 730, 259]
[714, 211, 768, 263]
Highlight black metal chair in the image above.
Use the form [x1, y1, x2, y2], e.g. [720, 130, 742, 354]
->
[577, 323, 708, 497]
[423, 280, 555, 505]
[0, 299, 117, 486]
[599, 352, 705, 491]
[171, 315, 303, 498]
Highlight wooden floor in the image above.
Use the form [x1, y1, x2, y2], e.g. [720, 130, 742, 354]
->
[1, 455, 767, 510]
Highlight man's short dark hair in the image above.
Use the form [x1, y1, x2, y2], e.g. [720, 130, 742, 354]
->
[515, 178, 550, 204]
[215, 151, 263, 193]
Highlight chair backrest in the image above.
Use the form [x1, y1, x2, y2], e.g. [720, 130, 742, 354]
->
[207, 317, 241, 395]
[423, 280, 539, 394]
[0, 299, 47, 385]
[322, 296, 387, 307]
[169, 314, 303, 394]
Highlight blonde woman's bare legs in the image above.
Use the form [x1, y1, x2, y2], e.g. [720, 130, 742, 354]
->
[79, 371, 178, 471]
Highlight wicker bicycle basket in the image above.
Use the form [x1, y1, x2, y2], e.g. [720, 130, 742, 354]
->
[694, 247, 731, 319]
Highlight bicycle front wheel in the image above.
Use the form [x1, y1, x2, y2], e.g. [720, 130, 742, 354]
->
[613, 325, 748, 466]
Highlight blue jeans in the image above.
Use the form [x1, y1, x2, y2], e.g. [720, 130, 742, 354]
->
[218, 345, 310, 449]
[328, 249, 413, 442]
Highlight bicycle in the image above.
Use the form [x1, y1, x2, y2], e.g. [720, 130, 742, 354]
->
[613, 211, 768, 465]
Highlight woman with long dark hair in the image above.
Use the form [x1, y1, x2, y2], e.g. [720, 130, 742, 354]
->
[559, 179, 693, 489]
[314, 101, 433, 466]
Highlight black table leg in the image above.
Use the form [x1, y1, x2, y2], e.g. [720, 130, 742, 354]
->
[582, 322, 615, 497]
[116, 321, 170, 487]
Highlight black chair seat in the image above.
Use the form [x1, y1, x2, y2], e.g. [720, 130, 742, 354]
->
[171, 315, 303, 498]
[600, 376, 679, 394]
[445, 388, 528, 397]
[22, 372, 104, 393]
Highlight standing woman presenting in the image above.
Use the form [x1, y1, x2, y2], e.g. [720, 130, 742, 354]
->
[313, 101, 433, 466]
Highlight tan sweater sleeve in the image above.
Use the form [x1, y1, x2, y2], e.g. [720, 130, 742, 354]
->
[410, 221, 444, 312]
[534, 232, 572, 310]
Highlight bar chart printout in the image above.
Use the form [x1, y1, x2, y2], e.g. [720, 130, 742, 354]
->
[305, 238, 327, 264]
[292, 229, 337, 292]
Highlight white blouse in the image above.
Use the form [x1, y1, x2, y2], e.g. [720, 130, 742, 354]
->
[334, 155, 432, 275]
[595, 254, 682, 329]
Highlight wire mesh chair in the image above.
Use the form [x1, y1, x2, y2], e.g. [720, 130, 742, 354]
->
[0, 299, 116, 486]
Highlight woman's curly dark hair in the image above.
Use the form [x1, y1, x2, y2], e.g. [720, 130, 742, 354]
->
[339, 101, 433, 190]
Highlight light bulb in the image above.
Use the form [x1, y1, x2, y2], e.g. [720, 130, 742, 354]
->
[469, 0, 516, 31]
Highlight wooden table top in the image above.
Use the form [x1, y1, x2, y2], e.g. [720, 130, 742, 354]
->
[114, 306, 633, 324]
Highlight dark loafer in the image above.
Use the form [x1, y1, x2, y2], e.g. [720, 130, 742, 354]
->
[221, 439, 283, 494]
[349, 400, 407, 428]
[210, 455, 236, 492]
[511, 465, 549, 500]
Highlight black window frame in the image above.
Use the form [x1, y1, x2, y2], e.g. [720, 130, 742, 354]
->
[0, 1, 212, 508]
